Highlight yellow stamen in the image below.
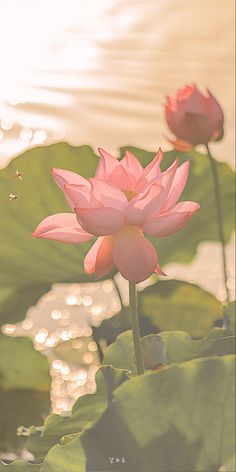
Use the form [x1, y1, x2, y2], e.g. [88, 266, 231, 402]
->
[123, 190, 137, 201]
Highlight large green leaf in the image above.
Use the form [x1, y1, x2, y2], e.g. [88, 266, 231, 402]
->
[139, 279, 223, 338]
[103, 331, 137, 375]
[39, 435, 86, 472]
[0, 144, 99, 325]
[0, 144, 234, 324]
[28, 312, 235, 460]
[5, 356, 235, 471]
[93, 280, 223, 346]
[160, 327, 235, 364]
[26, 366, 128, 460]
[0, 335, 50, 457]
[0, 391, 50, 461]
[0, 334, 50, 392]
[102, 319, 235, 372]
[81, 355, 235, 471]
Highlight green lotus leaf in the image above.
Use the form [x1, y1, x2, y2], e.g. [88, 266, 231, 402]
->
[0, 391, 49, 464]
[0, 334, 50, 391]
[81, 355, 235, 472]
[103, 331, 137, 375]
[93, 280, 223, 345]
[139, 280, 223, 338]
[39, 433, 86, 472]
[0, 334, 50, 462]
[102, 320, 235, 374]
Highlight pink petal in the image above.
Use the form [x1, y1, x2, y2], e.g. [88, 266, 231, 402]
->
[144, 158, 179, 211]
[75, 207, 126, 236]
[142, 201, 200, 237]
[206, 90, 224, 121]
[158, 158, 179, 195]
[84, 236, 114, 278]
[64, 184, 100, 210]
[166, 95, 177, 111]
[135, 148, 163, 192]
[52, 168, 89, 189]
[112, 227, 157, 283]
[52, 168, 90, 208]
[180, 112, 212, 145]
[96, 148, 132, 191]
[126, 183, 164, 225]
[164, 160, 190, 211]
[206, 90, 224, 141]
[165, 102, 184, 138]
[176, 84, 206, 115]
[89, 178, 127, 211]
[84, 238, 101, 274]
[154, 263, 167, 276]
[32, 213, 92, 243]
[95, 148, 120, 180]
[121, 151, 143, 189]
[144, 148, 163, 176]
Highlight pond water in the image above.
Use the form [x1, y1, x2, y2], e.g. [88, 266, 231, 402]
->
[0, 0, 234, 167]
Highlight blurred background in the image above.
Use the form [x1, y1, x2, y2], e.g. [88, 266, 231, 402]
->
[0, 0, 235, 460]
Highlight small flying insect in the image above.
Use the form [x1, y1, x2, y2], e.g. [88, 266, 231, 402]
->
[14, 170, 23, 180]
[9, 194, 19, 202]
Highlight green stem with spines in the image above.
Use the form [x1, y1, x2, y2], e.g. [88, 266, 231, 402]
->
[129, 282, 145, 375]
[206, 144, 230, 315]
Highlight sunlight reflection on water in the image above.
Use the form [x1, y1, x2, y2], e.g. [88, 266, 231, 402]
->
[2, 281, 120, 414]
[0, 0, 234, 166]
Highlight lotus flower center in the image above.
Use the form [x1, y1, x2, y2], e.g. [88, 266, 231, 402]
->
[123, 190, 137, 201]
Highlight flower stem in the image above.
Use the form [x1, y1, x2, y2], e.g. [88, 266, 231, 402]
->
[129, 282, 144, 375]
[206, 144, 230, 310]
[113, 278, 128, 331]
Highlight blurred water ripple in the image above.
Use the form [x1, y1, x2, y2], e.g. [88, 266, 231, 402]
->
[0, 0, 234, 166]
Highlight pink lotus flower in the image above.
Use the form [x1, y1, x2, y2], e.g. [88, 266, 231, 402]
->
[165, 84, 224, 146]
[33, 148, 200, 283]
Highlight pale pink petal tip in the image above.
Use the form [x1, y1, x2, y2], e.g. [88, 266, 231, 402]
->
[32, 213, 92, 244]
[154, 264, 167, 276]
[97, 147, 115, 159]
[32, 229, 39, 238]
